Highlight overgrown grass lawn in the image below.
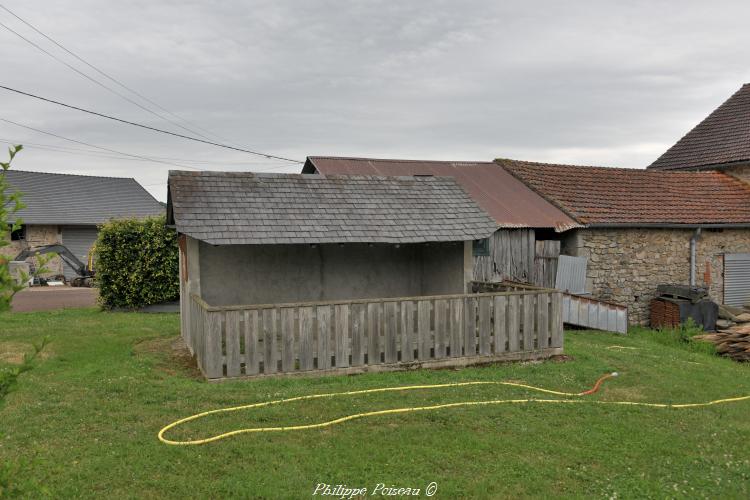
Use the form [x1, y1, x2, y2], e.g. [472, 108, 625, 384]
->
[1, 309, 749, 498]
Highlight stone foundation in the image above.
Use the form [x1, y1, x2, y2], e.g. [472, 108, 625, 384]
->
[563, 228, 750, 325]
[1, 225, 64, 277]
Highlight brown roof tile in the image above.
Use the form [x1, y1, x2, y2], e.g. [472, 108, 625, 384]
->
[497, 159, 750, 226]
[649, 83, 750, 170]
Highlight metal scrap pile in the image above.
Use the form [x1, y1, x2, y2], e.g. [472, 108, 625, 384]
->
[694, 304, 750, 362]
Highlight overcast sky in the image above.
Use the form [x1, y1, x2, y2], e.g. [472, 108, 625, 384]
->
[2, 0, 750, 201]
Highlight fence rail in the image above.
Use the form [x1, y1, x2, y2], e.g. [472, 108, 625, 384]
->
[184, 290, 563, 380]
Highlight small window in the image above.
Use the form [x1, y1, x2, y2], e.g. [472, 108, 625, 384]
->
[10, 225, 25, 241]
[473, 238, 489, 256]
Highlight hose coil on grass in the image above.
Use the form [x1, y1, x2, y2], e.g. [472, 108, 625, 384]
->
[158, 373, 750, 446]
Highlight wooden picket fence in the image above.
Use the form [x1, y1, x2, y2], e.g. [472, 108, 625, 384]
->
[183, 290, 564, 380]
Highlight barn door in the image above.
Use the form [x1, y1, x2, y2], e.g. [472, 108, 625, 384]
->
[533, 240, 560, 288]
[61, 226, 98, 281]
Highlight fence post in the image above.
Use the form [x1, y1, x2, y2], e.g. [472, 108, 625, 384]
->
[244, 310, 259, 375]
[523, 294, 535, 351]
[536, 293, 550, 349]
[336, 304, 350, 367]
[203, 311, 223, 379]
[550, 292, 563, 348]
[225, 310, 241, 377]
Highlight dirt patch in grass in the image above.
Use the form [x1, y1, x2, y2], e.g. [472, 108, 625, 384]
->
[0, 342, 53, 365]
[132, 335, 202, 379]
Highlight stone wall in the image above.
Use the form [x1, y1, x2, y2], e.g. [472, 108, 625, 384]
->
[562, 228, 750, 325]
[1, 225, 64, 277]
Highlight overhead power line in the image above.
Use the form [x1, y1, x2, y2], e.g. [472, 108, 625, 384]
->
[0, 116, 200, 170]
[0, 135, 298, 167]
[0, 18, 218, 141]
[0, 85, 303, 164]
[0, 2, 229, 144]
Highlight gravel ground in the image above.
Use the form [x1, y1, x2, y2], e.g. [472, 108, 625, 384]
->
[11, 286, 98, 312]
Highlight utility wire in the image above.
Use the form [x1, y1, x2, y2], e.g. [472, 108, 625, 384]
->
[0, 135, 299, 172]
[0, 85, 303, 164]
[0, 18, 222, 142]
[0, 3, 229, 144]
[0, 117, 201, 170]
[0, 135, 297, 166]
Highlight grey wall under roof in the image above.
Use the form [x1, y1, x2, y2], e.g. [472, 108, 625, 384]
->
[6, 170, 164, 225]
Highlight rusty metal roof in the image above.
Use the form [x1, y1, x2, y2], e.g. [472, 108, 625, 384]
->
[304, 157, 580, 232]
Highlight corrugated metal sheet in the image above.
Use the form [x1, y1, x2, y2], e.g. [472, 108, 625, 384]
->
[555, 255, 588, 294]
[562, 294, 628, 334]
[725, 253, 750, 307]
[61, 226, 98, 280]
[304, 157, 580, 232]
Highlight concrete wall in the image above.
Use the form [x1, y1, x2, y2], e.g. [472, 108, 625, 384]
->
[563, 227, 750, 325]
[194, 238, 468, 306]
[1, 225, 64, 277]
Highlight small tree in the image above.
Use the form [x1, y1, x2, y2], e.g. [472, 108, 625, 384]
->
[0, 145, 27, 311]
[0, 145, 54, 311]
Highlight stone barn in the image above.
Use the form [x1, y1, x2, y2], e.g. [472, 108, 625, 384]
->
[498, 159, 750, 324]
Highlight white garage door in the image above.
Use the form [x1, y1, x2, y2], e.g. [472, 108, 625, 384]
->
[725, 253, 750, 307]
[61, 226, 98, 281]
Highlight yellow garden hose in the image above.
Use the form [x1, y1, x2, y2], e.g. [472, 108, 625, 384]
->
[157, 373, 750, 446]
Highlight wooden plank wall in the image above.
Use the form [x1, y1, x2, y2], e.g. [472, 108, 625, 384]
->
[533, 240, 560, 288]
[473, 229, 535, 284]
[189, 290, 564, 380]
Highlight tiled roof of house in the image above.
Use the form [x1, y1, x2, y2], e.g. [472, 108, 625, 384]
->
[497, 158, 750, 226]
[6, 170, 164, 225]
[167, 171, 497, 245]
[649, 83, 750, 170]
[304, 156, 580, 232]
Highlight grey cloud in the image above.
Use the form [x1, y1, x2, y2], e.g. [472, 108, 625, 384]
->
[1, 0, 749, 201]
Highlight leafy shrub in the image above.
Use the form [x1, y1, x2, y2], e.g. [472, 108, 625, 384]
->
[95, 216, 178, 309]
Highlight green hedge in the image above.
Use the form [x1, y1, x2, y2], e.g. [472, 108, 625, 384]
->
[95, 216, 178, 309]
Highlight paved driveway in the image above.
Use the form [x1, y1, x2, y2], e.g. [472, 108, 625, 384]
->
[11, 286, 99, 312]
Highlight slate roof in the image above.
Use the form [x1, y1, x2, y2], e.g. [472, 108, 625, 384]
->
[6, 170, 164, 225]
[167, 171, 498, 245]
[304, 156, 580, 232]
[497, 159, 750, 226]
[649, 83, 750, 170]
